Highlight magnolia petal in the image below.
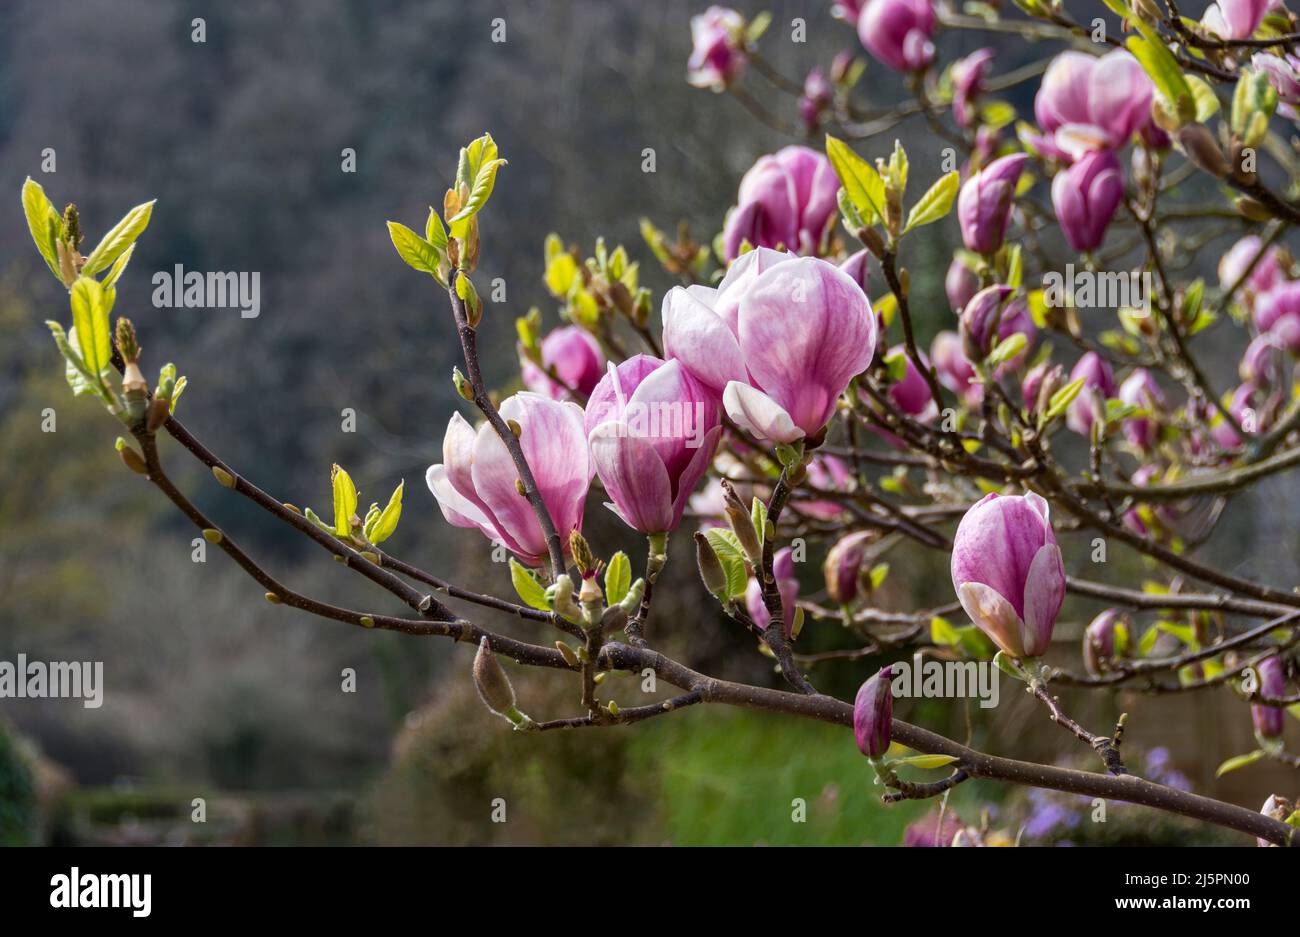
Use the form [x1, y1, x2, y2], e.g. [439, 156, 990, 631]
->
[669, 424, 722, 528]
[1021, 543, 1065, 657]
[723, 381, 803, 443]
[661, 285, 747, 393]
[589, 421, 674, 534]
[957, 581, 1028, 658]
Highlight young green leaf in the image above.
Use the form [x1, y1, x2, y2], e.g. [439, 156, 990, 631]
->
[70, 277, 112, 375]
[448, 157, 508, 232]
[1126, 24, 1194, 125]
[892, 753, 960, 770]
[81, 200, 156, 277]
[704, 528, 749, 600]
[387, 221, 446, 280]
[509, 558, 552, 611]
[1044, 377, 1086, 423]
[605, 551, 632, 606]
[750, 497, 768, 549]
[458, 133, 500, 191]
[903, 170, 959, 233]
[331, 464, 358, 538]
[22, 177, 64, 281]
[1215, 749, 1265, 777]
[825, 135, 886, 225]
[369, 480, 404, 544]
[425, 207, 448, 251]
[100, 243, 136, 289]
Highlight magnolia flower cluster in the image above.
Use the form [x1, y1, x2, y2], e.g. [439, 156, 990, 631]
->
[428, 247, 878, 563]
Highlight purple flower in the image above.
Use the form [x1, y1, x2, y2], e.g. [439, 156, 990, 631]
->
[1118, 368, 1165, 451]
[952, 48, 995, 128]
[1051, 149, 1125, 253]
[946, 256, 980, 314]
[1022, 361, 1063, 414]
[1083, 609, 1127, 675]
[959, 285, 1036, 371]
[722, 146, 840, 261]
[426, 393, 592, 567]
[1203, 0, 1273, 40]
[745, 547, 799, 636]
[585, 355, 721, 534]
[1241, 332, 1286, 386]
[521, 326, 606, 400]
[799, 67, 833, 134]
[958, 153, 1029, 255]
[1253, 281, 1300, 353]
[824, 530, 873, 604]
[687, 6, 747, 91]
[853, 665, 895, 758]
[1219, 235, 1285, 296]
[857, 0, 936, 73]
[1252, 655, 1287, 739]
[1066, 351, 1117, 438]
[888, 347, 939, 420]
[931, 330, 982, 406]
[1034, 50, 1154, 157]
[1211, 383, 1263, 449]
[840, 248, 871, 293]
[663, 250, 877, 444]
[951, 492, 1065, 659]
[904, 809, 965, 847]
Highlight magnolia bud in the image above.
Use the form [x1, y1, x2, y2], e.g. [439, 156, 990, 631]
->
[721, 481, 762, 566]
[473, 637, 524, 725]
[1083, 609, 1128, 676]
[452, 367, 475, 401]
[570, 530, 597, 577]
[115, 437, 148, 475]
[853, 665, 895, 759]
[550, 574, 582, 623]
[695, 532, 729, 602]
[1176, 125, 1231, 179]
[146, 396, 171, 432]
[1251, 655, 1287, 740]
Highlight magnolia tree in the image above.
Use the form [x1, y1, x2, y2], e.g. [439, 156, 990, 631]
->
[22, 0, 1300, 846]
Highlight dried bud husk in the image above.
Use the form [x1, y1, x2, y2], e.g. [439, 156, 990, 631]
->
[115, 437, 148, 475]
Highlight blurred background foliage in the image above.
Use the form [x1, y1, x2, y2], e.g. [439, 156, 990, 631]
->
[0, 0, 1292, 845]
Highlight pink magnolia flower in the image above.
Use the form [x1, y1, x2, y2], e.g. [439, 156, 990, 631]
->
[1051, 149, 1124, 253]
[745, 547, 799, 636]
[1219, 235, 1285, 296]
[1066, 351, 1117, 438]
[946, 256, 980, 313]
[824, 530, 873, 604]
[951, 492, 1065, 659]
[853, 665, 895, 758]
[662, 250, 877, 444]
[520, 326, 605, 400]
[1203, 0, 1274, 39]
[1034, 50, 1154, 157]
[688, 6, 747, 91]
[791, 454, 855, 521]
[1022, 360, 1062, 413]
[799, 67, 833, 133]
[952, 48, 995, 128]
[959, 285, 1037, 372]
[904, 809, 966, 847]
[1254, 51, 1300, 120]
[1211, 383, 1264, 449]
[958, 153, 1029, 255]
[1253, 281, 1300, 353]
[858, 0, 936, 73]
[1118, 368, 1165, 451]
[1083, 609, 1127, 676]
[931, 329, 982, 406]
[1251, 655, 1287, 739]
[1241, 332, 1286, 386]
[426, 393, 592, 567]
[585, 355, 721, 535]
[722, 146, 840, 261]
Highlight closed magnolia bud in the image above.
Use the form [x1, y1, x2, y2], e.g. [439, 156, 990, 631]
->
[1176, 125, 1231, 178]
[824, 531, 873, 605]
[212, 465, 236, 488]
[1083, 609, 1128, 675]
[473, 637, 517, 718]
[1251, 655, 1287, 740]
[853, 665, 895, 759]
[146, 396, 171, 432]
[600, 604, 628, 633]
[116, 438, 148, 475]
[722, 484, 763, 566]
[695, 532, 729, 601]
[452, 366, 475, 401]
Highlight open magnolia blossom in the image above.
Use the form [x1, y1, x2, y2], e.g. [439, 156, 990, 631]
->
[426, 392, 592, 566]
[663, 249, 877, 444]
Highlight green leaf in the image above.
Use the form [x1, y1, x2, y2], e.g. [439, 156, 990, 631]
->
[1007, 245, 1023, 289]
[22, 177, 64, 281]
[744, 10, 771, 44]
[509, 558, 552, 611]
[1186, 75, 1220, 121]
[825, 135, 886, 225]
[70, 277, 112, 375]
[750, 497, 768, 549]
[868, 563, 890, 590]
[930, 615, 961, 646]
[100, 243, 136, 289]
[457, 133, 499, 191]
[893, 754, 960, 770]
[1215, 749, 1265, 777]
[884, 348, 909, 384]
[331, 464, 358, 537]
[704, 528, 749, 600]
[1126, 24, 1194, 126]
[448, 157, 508, 231]
[605, 551, 632, 606]
[903, 171, 959, 233]
[47, 321, 108, 400]
[81, 200, 155, 276]
[387, 221, 445, 280]
[986, 332, 1028, 369]
[369, 480, 404, 544]
[1044, 377, 1086, 423]
[544, 252, 579, 296]
[425, 207, 448, 251]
